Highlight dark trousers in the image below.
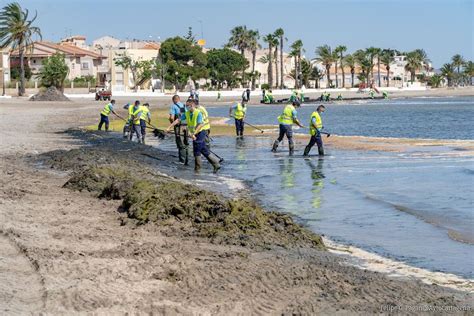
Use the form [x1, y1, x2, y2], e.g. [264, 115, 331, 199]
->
[98, 114, 109, 131]
[174, 125, 189, 163]
[235, 119, 244, 136]
[277, 124, 293, 145]
[140, 119, 146, 140]
[305, 134, 324, 155]
[193, 130, 210, 158]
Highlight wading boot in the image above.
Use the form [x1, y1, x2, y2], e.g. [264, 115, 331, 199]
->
[194, 156, 202, 172]
[271, 140, 279, 152]
[318, 146, 325, 156]
[289, 144, 295, 156]
[303, 145, 311, 156]
[178, 147, 185, 163]
[142, 137, 146, 145]
[206, 155, 221, 173]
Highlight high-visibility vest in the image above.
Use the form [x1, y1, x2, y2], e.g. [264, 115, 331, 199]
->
[278, 104, 296, 125]
[198, 106, 211, 131]
[140, 106, 150, 121]
[233, 103, 246, 120]
[101, 103, 113, 116]
[186, 109, 208, 134]
[128, 104, 135, 120]
[132, 105, 144, 125]
[309, 111, 323, 136]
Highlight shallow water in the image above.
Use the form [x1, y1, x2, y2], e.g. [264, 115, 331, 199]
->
[205, 136, 474, 278]
[207, 96, 474, 140]
[152, 97, 474, 279]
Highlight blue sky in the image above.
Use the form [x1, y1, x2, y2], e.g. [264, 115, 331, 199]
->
[7, 0, 473, 67]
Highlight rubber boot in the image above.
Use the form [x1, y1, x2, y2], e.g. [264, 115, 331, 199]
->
[318, 146, 325, 156]
[206, 155, 221, 173]
[289, 144, 295, 156]
[303, 145, 311, 156]
[142, 136, 146, 145]
[271, 140, 279, 152]
[194, 156, 202, 172]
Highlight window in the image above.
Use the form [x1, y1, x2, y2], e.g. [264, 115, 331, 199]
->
[82, 62, 89, 70]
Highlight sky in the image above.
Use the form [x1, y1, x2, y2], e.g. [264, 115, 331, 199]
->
[6, 0, 473, 68]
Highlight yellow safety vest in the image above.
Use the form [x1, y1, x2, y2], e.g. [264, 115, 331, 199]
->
[309, 111, 323, 136]
[186, 109, 209, 134]
[198, 106, 211, 131]
[278, 104, 296, 125]
[128, 104, 135, 120]
[132, 105, 144, 125]
[100, 103, 113, 116]
[140, 107, 150, 121]
[234, 103, 246, 120]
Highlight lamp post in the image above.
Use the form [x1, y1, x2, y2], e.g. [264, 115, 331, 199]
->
[175, 71, 179, 93]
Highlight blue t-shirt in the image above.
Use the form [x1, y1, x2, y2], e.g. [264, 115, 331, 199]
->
[169, 102, 186, 120]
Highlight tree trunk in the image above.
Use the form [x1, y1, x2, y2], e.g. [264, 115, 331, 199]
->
[386, 67, 390, 87]
[251, 50, 257, 90]
[377, 57, 381, 87]
[351, 70, 354, 88]
[326, 65, 331, 88]
[298, 53, 302, 88]
[293, 56, 298, 88]
[274, 46, 279, 89]
[335, 61, 338, 88]
[19, 47, 25, 96]
[268, 45, 273, 88]
[280, 38, 284, 88]
[241, 49, 246, 88]
[341, 55, 345, 88]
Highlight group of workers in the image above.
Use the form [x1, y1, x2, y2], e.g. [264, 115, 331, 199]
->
[98, 94, 327, 173]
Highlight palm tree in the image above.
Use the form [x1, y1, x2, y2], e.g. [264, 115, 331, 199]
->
[429, 74, 443, 88]
[0, 2, 41, 96]
[464, 61, 474, 86]
[452, 54, 465, 74]
[247, 29, 260, 91]
[343, 54, 356, 88]
[374, 48, 382, 87]
[354, 49, 372, 87]
[380, 50, 395, 87]
[263, 34, 275, 88]
[290, 40, 304, 89]
[274, 28, 285, 88]
[335, 45, 347, 88]
[310, 66, 324, 89]
[365, 47, 378, 84]
[228, 25, 250, 86]
[315, 45, 335, 88]
[272, 36, 279, 88]
[440, 63, 455, 87]
[404, 49, 430, 83]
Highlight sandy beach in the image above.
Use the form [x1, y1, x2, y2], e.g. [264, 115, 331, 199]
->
[1, 94, 473, 314]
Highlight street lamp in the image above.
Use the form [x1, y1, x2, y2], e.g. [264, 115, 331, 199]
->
[175, 71, 179, 92]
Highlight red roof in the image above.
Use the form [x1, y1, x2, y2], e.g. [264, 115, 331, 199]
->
[11, 41, 104, 59]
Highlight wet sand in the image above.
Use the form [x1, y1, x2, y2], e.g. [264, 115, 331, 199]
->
[0, 98, 473, 314]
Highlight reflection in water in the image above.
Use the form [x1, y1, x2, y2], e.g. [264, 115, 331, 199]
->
[305, 158, 325, 218]
[235, 138, 247, 171]
[279, 158, 298, 209]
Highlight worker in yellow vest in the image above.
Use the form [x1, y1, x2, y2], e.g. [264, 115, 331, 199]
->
[196, 100, 212, 149]
[98, 99, 117, 131]
[167, 98, 220, 173]
[271, 99, 304, 156]
[304, 105, 326, 156]
[130, 102, 151, 144]
[122, 101, 138, 138]
[229, 99, 247, 137]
